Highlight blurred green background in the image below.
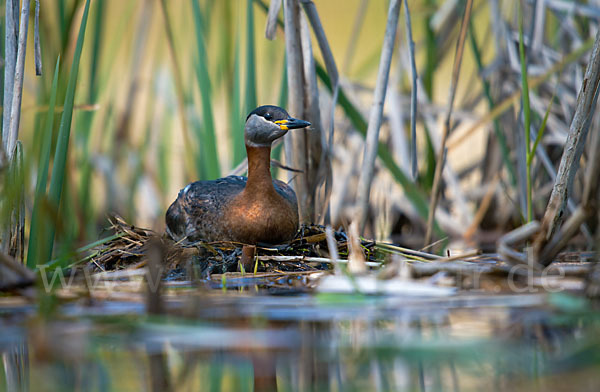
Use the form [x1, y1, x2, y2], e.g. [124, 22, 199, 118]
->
[3, 0, 596, 266]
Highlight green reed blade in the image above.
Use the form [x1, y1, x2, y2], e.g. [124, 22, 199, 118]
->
[421, 0, 438, 190]
[245, 0, 257, 114]
[214, 1, 233, 90]
[518, 5, 532, 222]
[192, 0, 220, 179]
[42, 0, 92, 263]
[423, 0, 436, 99]
[158, 111, 172, 196]
[0, 8, 4, 131]
[278, 54, 288, 108]
[79, 0, 106, 238]
[529, 94, 555, 166]
[231, 28, 245, 166]
[58, 0, 67, 47]
[27, 57, 61, 269]
[272, 55, 287, 178]
[41, 232, 124, 270]
[88, 0, 105, 109]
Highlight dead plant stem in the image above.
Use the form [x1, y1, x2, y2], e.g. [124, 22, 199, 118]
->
[424, 0, 473, 247]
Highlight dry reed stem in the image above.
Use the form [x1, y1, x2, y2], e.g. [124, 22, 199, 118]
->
[325, 226, 340, 269]
[1, 0, 19, 166]
[347, 221, 367, 274]
[545, 0, 600, 18]
[540, 207, 588, 264]
[298, 1, 339, 134]
[283, 0, 310, 222]
[299, 12, 323, 221]
[5, 0, 30, 161]
[537, 112, 600, 264]
[0, 250, 34, 291]
[407, 61, 470, 234]
[531, 0, 546, 54]
[355, 0, 401, 233]
[437, 249, 481, 263]
[402, 0, 418, 178]
[464, 175, 500, 241]
[256, 255, 381, 268]
[582, 121, 600, 207]
[265, 0, 282, 40]
[376, 242, 441, 260]
[145, 237, 166, 314]
[424, 0, 473, 247]
[301, 1, 339, 221]
[535, 29, 600, 245]
[300, 1, 338, 88]
[388, 76, 410, 174]
[2, 1, 28, 260]
[523, 112, 593, 241]
[498, 221, 541, 266]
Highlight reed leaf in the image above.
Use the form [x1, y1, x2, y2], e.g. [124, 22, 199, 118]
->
[272, 55, 288, 177]
[231, 30, 245, 166]
[278, 54, 288, 108]
[420, 0, 438, 190]
[245, 0, 257, 114]
[529, 94, 555, 166]
[57, 0, 67, 48]
[518, 5, 533, 222]
[41, 232, 124, 270]
[214, 1, 234, 94]
[192, 0, 220, 179]
[42, 0, 92, 264]
[87, 0, 105, 109]
[78, 0, 106, 237]
[158, 112, 172, 196]
[27, 57, 60, 269]
[423, 0, 436, 99]
[0, 4, 4, 131]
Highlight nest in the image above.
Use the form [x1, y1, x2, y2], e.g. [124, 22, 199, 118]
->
[89, 216, 380, 279]
[83, 218, 600, 298]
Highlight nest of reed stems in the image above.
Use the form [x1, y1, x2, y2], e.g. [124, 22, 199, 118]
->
[90, 216, 379, 278]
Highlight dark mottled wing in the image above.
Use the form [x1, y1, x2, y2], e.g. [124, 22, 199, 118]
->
[273, 179, 297, 207]
[165, 176, 247, 241]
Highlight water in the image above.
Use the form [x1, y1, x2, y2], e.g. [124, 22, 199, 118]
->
[2, 288, 600, 391]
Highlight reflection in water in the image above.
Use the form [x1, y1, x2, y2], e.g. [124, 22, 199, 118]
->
[2, 344, 28, 392]
[2, 293, 600, 391]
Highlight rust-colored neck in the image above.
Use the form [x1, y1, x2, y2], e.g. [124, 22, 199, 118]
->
[245, 144, 274, 192]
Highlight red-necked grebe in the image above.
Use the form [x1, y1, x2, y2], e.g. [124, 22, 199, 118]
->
[166, 105, 310, 244]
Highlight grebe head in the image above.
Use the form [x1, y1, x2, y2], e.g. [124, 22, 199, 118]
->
[245, 105, 311, 147]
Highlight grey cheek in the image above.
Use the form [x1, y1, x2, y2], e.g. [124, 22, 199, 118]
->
[272, 129, 288, 141]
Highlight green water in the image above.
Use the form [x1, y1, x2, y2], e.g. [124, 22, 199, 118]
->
[2, 291, 600, 391]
